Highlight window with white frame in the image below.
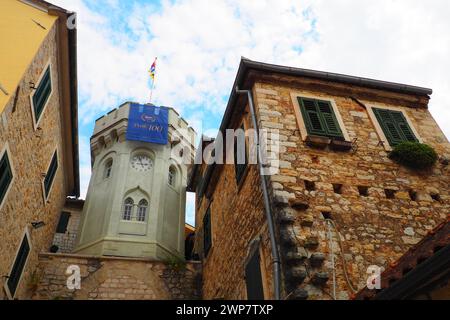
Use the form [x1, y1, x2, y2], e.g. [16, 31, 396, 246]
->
[122, 198, 134, 221]
[372, 107, 418, 146]
[6, 231, 31, 299]
[31, 64, 52, 126]
[297, 96, 344, 140]
[43, 150, 58, 200]
[0, 149, 13, 206]
[137, 199, 148, 222]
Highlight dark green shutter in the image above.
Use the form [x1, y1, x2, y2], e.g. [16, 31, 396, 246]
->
[298, 97, 344, 139]
[391, 111, 417, 142]
[33, 66, 52, 123]
[234, 125, 247, 183]
[44, 151, 58, 198]
[203, 207, 212, 257]
[0, 152, 13, 204]
[7, 235, 30, 298]
[245, 249, 264, 300]
[317, 101, 344, 139]
[373, 108, 417, 146]
[56, 212, 71, 234]
[299, 98, 327, 136]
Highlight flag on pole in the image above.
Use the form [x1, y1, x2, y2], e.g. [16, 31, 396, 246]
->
[149, 57, 157, 81]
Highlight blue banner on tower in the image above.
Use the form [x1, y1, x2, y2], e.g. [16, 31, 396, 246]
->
[126, 103, 169, 145]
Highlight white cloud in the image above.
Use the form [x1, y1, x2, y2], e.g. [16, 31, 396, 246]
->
[53, 0, 316, 123]
[295, 0, 450, 139]
[52, 0, 450, 138]
[51, 0, 449, 217]
[185, 192, 196, 226]
[77, 135, 91, 198]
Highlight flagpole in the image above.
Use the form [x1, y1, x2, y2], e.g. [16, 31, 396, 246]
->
[149, 57, 157, 104]
[149, 78, 155, 104]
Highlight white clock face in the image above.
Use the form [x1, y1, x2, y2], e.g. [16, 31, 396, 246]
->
[131, 155, 153, 172]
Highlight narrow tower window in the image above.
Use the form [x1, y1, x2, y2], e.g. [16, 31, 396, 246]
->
[137, 199, 148, 222]
[122, 198, 134, 221]
[168, 166, 176, 186]
[104, 159, 113, 179]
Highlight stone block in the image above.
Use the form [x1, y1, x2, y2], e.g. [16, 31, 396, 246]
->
[309, 253, 326, 267]
[289, 288, 309, 300]
[312, 272, 329, 286]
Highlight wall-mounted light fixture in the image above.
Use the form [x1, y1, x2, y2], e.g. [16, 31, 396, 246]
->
[31, 221, 46, 229]
[29, 81, 37, 90]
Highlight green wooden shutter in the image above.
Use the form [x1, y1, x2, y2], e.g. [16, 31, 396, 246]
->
[298, 97, 344, 139]
[44, 151, 58, 197]
[299, 97, 327, 136]
[317, 100, 344, 139]
[33, 66, 52, 122]
[56, 212, 71, 234]
[7, 235, 30, 298]
[203, 208, 212, 257]
[0, 152, 13, 204]
[373, 108, 417, 146]
[245, 249, 264, 300]
[390, 111, 418, 142]
[234, 125, 247, 183]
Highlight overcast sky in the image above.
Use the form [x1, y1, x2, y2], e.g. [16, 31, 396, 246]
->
[51, 0, 450, 225]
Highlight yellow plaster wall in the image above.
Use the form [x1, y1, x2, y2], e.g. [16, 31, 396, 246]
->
[0, 0, 57, 112]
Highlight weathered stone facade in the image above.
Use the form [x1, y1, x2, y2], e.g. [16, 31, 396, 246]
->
[255, 75, 449, 300]
[52, 200, 84, 253]
[33, 253, 201, 300]
[193, 157, 275, 299]
[191, 59, 450, 300]
[0, 22, 77, 300]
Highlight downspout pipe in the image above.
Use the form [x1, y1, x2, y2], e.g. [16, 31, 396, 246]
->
[236, 86, 282, 300]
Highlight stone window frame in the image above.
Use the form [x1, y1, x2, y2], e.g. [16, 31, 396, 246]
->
[4, 227, 32, 300]
[122, 197, 135, 221]
[0, 143, 15, 211]
[243, 235, 269, 300]
[365, 103, 423, 152]
[103, 158, 113, 179]
[96, 151, 117, 183]
[290, 91, 351, 142]
[136, 199, 149, 222]
[29, 59, 54, 131]
[120, 186, 151, 223]
[168, 165, 177, 189]
[41, 147, 59, 204]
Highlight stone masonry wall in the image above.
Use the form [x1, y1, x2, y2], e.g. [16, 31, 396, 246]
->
[252, 76, 450, 300]
[0, 23, 70, 300]
[193, 123, 275, 299]
[33, 253, 201, 300]
[52, 207, 82, 253]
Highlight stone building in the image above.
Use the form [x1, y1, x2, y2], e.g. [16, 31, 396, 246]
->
[355, 219, 449, 300]
[51, 198, 84, 253]
[188, 58, 450, 300]
[0, 0, 79, 300]
[74, 102, 196, 260]
[30, 102, 201, 300]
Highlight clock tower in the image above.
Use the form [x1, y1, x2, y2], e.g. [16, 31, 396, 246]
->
[74, 102, 196, 260]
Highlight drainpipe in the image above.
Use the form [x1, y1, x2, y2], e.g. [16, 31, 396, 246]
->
[236, 87, 282, 300]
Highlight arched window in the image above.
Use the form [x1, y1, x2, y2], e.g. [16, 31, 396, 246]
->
[104, 159, 113, 179]
[168, 166, 176, 187]
[137, 199, 148, 222]
[122, 198, 133, 220]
